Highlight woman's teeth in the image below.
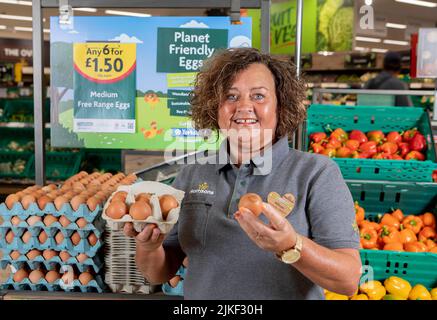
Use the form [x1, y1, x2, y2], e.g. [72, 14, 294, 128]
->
[234, 119, 258, 124]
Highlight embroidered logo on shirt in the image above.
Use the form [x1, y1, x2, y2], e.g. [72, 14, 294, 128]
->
[190, 182, 215, 195]
[352, 221, 359, 234]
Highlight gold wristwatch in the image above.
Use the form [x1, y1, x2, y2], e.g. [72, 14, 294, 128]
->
[276, 234, 303, 264]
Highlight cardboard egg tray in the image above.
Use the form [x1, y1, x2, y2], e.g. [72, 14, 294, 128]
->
[0, 274, 107, 293]
[0, 202, 102, 223]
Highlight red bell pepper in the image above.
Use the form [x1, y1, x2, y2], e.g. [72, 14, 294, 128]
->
[409, 133, 426, 152]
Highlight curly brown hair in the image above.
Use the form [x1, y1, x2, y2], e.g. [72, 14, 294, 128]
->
[190, 47, 307, 138]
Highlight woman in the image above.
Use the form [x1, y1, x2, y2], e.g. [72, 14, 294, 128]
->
[124, 48, 362, 300]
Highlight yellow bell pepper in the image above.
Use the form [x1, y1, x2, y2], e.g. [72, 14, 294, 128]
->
[350, 294, 369, 300]
[431, 288, 437, 300]
[325, 291, 349, 300]
[384, 276, 412, 299]
[408, 284, 432, 300]
[383, 294, 405, 300]
[359, 281, 386, 300]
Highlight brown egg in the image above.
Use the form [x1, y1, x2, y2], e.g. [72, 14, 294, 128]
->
[76, 253, 88, 263]
[86, 197, 100, 211]
[5, 194, 20, 209]
[43, 215, 58, 226]
[135, 193, 151, 203]
[70, 195, 86, 211]
[71, 232, 81, 246]
[78, 271, 94, 285]
[72, 182, 86, 192]
[182, 256, 189, 268]
[89, 179, 101, 186]
[22, 231, 32, 243]
[159, 194, 179, 220]
[63, 191, 76, 199]
[105, 201, 128, 219]
[10, 216, 21, 225]
[10, 250, 21, 260]
[54, 196, 68, 210]
[37, 195, 52, 210]
[129, 201, 152, 220]
[38, 231, 48, 244]
[61, 270, 76, 285]
[111, 191, 127, 203]
[42, 249, 57, 261]
[6, 230, 14, 243]
[169, 275, 181, 288]
[45, 270, 60, 283]
[59, 251, 71, 262]
[79, 178, 89, 185]
[55, 231, 64, 245]
[47, 191, 59, 200]
[78, 171, 88, 178]
[238, 193, 263, 216]
[59, 216, 71, 227]
[21, 194, 36, 210]
[88, 232, 98, 246]
[60, 183, 72, 191]
[126, 173, 137, 181]
[26, 249, 42, 260]
[34, 190, 46, 198]
[75, 218, 88, 228]
[13, 269, 28, 282]
[26, 216, 42, 226]
[42, 184, 57, 193]
[29, 269, 44, 284]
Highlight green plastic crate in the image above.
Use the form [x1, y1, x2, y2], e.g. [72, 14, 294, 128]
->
[304, 105, 437, 182]
[0, 151, 33, 179]
[347, 180, 437, 288]
[0, 127, 35, 152]
[29, 151, 83, 181]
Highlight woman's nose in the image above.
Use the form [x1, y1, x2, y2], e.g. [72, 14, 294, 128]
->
[236, 95, 255, 113]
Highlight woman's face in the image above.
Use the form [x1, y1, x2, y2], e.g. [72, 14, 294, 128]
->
[218, 63, 278, 150]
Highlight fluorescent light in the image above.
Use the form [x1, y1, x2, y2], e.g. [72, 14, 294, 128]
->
[14, 26, 51, 33]
[383, 39, 409, 45]
[0, 25, 6, 30]
[104, 10, 151, 17]
[318, 51, 334, 56]
[0, 14, 32, 21]
[0, 0, 32, 5]
[395, 0, 437, 7]
[74, 8, 98, 13]
[371, 48, 388, 53]
[44, 29, 50, 33]
[354, 47, 367, 51]
[386, 22, 407, 29]
[365, 0, 373, 5]
[355, 36, 381, 43]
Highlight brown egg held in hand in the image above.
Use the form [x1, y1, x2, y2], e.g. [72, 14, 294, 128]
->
[238, 193, 263, 216]
[105, 201, 128, 219]
[38, 231, 48, 244]
[111, 191, 127, 203]
[159, 195, 178, 220]
[55, 231, 64, 245]
[129, 201, 152, 220]
[182, 256, 188, 268]
[45, 270, 60, 283]
[26, 249, 42, 260]
[88, 232, 98, 246]
[71, 232, 81, 246]
[13, 269, 28, 282]
[21, 194, 36, 210]
[135, 193, 151, 203]
[43, 249, 57, 261]
[27, 216, 42, 226]
[59, 251, 71, 262]
[5, 194, 20, 209]
[78, 271, 94, 285]
[22, 231, 32, 244]
[6, 230, 14, 243]
[10, 216, 21, 226]
[169, 275, 181, 288]
[59, 215, 71, 227]
[43, 215, 58, 226]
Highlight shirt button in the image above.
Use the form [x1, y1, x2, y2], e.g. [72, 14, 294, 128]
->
[240, 180, 246, 186]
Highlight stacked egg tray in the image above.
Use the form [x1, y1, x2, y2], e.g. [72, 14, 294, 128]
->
[103, 224, 156, 294]
[0, 197, 107, 293]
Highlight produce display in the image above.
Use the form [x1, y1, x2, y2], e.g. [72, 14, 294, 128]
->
[0, 171, 137, 292]
[325, 277, 437, 300]
[309, 128, 428, 160]
[355, 203, 437, 253]
[0, 159, 26, 175]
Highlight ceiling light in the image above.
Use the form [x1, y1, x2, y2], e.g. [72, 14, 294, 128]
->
[74, 8, 98, 13]
[355, 36, 381, 43]
[0, 14, 32, 21]
[383, 39, 409, 45]
[318, 51, 334, 56]
[365, 0, 373, 5]
[371, 48, 388, 53]
[0, 25, 6, 30]
[386, 22, 407, 29]
[14, 26, 51, 33]
[395, 0, 437, 7]
[354, 47, 367, 51]
[104, 10, 151, 17]
[0, 0, 32, 5]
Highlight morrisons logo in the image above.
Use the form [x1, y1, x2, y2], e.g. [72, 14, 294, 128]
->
[190, 182, 214, 195]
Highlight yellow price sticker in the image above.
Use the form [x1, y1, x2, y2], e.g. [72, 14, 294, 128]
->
[73, 43, 136, 84]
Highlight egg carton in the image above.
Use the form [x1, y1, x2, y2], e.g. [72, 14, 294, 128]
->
[0, 224, 103, 240]
[0, 274, 107, 293]
[0, 202, 102, 223]
[106, 283, 154, 294]
[102, 181, 184, 233]
[0, 252, 104, 273]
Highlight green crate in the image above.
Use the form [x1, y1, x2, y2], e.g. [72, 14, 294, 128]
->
[2, 98, 50, 123]
[0, 151, 33, 179]
[0, 127, 35, 152]
[29, 151, 83, 181]
[82, 149, 122, 173]
[347, 180, 437, 288]
[304, 105, 437, 182]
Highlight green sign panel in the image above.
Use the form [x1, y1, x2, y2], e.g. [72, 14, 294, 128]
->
[157, 28, 228, 73]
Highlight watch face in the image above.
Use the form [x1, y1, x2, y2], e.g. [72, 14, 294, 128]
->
[282, 250, 300, 264]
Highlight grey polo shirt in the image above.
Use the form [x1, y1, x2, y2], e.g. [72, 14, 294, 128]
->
[164, 136, 360, 300]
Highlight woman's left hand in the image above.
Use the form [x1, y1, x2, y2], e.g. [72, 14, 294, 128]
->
[234, 202, 297, 254]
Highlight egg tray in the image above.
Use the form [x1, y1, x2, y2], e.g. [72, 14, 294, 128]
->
[0, 202, 102, 223]
[0, 253, 104, 273]
[0, 274, 107, 293]
[106, 283, 154, 295]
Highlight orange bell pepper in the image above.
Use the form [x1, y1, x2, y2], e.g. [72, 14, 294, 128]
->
[402, 216, 423, 234]
[418, 226, 436, 242]
[399, 228, 417, 244]
[422, 212, 436, 229]
[380, 226, 401, 244]
[359, 220, 381, 231]
[383, 242, 404, 251]
[425, 239, 436, 250]
[404, 241, 427, 252]
[380, 214, 400, 230]
[391, 209, 404, 222]
[360, 228, 378, 249]
[430, 246, 437, 254]
[355, 202, 365, 223]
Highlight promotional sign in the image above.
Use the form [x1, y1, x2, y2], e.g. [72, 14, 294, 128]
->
[417, 28, 437, 78]
[50, 17, 252, 150]
[73, 42, 136, 133]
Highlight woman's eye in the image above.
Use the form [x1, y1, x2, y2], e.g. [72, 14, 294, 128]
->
[253, 94, 264, 100]
[227, 95, 238, 101]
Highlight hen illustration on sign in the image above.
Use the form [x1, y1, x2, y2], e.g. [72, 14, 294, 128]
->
[73, 42, 137, 133]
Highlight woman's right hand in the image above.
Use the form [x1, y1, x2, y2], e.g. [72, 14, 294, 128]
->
[124, 222, 166, 252]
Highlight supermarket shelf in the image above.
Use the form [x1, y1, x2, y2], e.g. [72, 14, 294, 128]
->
[410, 83, 437, 89]
[303, 68, 382, 73]
[0, 122, 51, 128]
